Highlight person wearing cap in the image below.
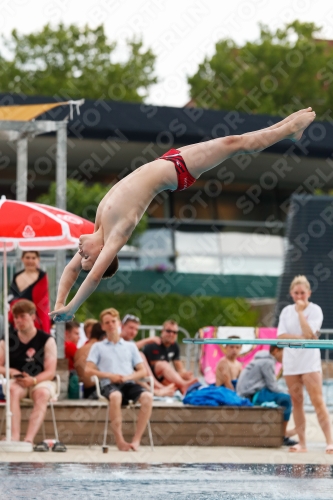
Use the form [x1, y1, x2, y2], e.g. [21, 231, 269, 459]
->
[121, 314, 175, 397]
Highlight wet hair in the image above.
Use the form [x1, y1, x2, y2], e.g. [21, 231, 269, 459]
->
[12, 299, 36, 316]
[290, 275, 311, 291]
[65, 320, 80, 332]
[270, 345, 283, 354]
[100, 308, 120, 322]
[22, 251, 40, 258]
[101, 255, 119, 280]
[80, 255, 119, 280]
[90, 322, 106, 341]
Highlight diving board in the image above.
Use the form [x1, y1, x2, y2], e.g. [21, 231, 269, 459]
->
[183, 338, 333, 349]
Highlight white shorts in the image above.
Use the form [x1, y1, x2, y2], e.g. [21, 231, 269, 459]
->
[282, 348, 322, 376]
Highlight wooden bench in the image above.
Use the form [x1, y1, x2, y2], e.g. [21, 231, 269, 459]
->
[0, 401, 284, 447]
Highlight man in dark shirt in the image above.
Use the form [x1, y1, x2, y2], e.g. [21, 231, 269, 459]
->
[0, 299, 57, 444]
[143, 319, 197, 394]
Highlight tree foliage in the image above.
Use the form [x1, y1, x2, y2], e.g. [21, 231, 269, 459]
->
[36, 179, 148, 243]
[0, 24, 157, 102]
[69, 291, 260, 336]
[188, 21, 333, 117]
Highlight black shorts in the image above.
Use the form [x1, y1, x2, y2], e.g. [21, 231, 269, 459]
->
[84, 385, 96, 399]
[101, 381, 145, 405]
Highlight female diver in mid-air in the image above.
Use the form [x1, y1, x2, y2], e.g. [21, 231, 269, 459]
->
[50, 108, 315, 322]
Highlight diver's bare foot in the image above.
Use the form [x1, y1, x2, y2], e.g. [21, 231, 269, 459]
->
[130, 440, 140, 451]
[180, 378, 199, 395]
[289, 110, 316, 141]
[281, 108, 312, 126]
[325, 444, 333, 454]
[116, 439, 132, 451]
[155, 384, 176, 397]
[289, 444, 307, 453]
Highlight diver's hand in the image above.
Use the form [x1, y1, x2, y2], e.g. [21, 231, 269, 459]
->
[49, 305, 75, 323]
[54, 302, 65, 312]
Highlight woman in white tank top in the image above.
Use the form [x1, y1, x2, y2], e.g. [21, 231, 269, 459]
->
[277, 275, 333, 453]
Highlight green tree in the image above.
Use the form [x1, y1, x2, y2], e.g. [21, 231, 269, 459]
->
[188, 21, 333, 117]
[69, 291, 260, 336]
[36, 179, 148, 244]
[0, 24, 157, 101]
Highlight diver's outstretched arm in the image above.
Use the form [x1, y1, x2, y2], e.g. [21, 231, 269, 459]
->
[50, 233, 126, 322]
[53, 251, 82, 310]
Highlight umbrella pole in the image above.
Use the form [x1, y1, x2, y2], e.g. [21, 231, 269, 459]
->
[3, 240, 11, 441]
[0, 242, 32, 452]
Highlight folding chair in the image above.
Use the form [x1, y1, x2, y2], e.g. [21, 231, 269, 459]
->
[0, 374, 65, 450]
[90, 375, 154, 451]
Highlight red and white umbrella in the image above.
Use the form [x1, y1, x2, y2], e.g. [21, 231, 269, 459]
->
[0, 196, 94, 250]
[0, 195, 94, 448]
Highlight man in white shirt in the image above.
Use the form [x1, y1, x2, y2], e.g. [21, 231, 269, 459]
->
[85, 308, 153, 451]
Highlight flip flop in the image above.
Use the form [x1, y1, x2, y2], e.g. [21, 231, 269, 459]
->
[52, 441, 67, 452]
[33, 441, 49, 452]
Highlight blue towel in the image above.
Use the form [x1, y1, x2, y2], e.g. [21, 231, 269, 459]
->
[183, 386, 252, 407]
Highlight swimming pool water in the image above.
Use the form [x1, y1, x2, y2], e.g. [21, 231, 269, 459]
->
[1, 463, 332, 500]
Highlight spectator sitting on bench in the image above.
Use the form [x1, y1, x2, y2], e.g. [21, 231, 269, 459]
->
[236, 346, 297, 446]
[142, 319, 198, 395]
[0, 299, 57, 445]
[120, 314, 175, 397]
[85, 308, 153, 451]
[74, 322, 106, 398]
[64, 321, 80, 371]
[215, 336, 242, 390]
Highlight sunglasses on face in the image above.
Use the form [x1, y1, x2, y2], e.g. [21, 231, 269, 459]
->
[164, 329, 178, 334]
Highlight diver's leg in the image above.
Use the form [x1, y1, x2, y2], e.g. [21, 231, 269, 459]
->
[180, 109, 315, 179]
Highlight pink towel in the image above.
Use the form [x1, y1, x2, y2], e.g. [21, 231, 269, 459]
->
[199, 326, 281, 384]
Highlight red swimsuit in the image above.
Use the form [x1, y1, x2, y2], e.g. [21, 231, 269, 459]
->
[158, 148, 196, 191]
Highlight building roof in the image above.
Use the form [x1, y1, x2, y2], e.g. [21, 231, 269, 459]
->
[1, 93, 332, 158]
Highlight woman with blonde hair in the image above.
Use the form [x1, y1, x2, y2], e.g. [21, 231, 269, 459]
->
[277, 275, 333, 453]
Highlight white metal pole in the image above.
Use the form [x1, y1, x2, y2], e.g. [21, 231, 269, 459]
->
[15, 137, 28, 273]
[16, 137, 28, 202]
[55, 122, 67, 358]
[3, 240, 11, 441]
